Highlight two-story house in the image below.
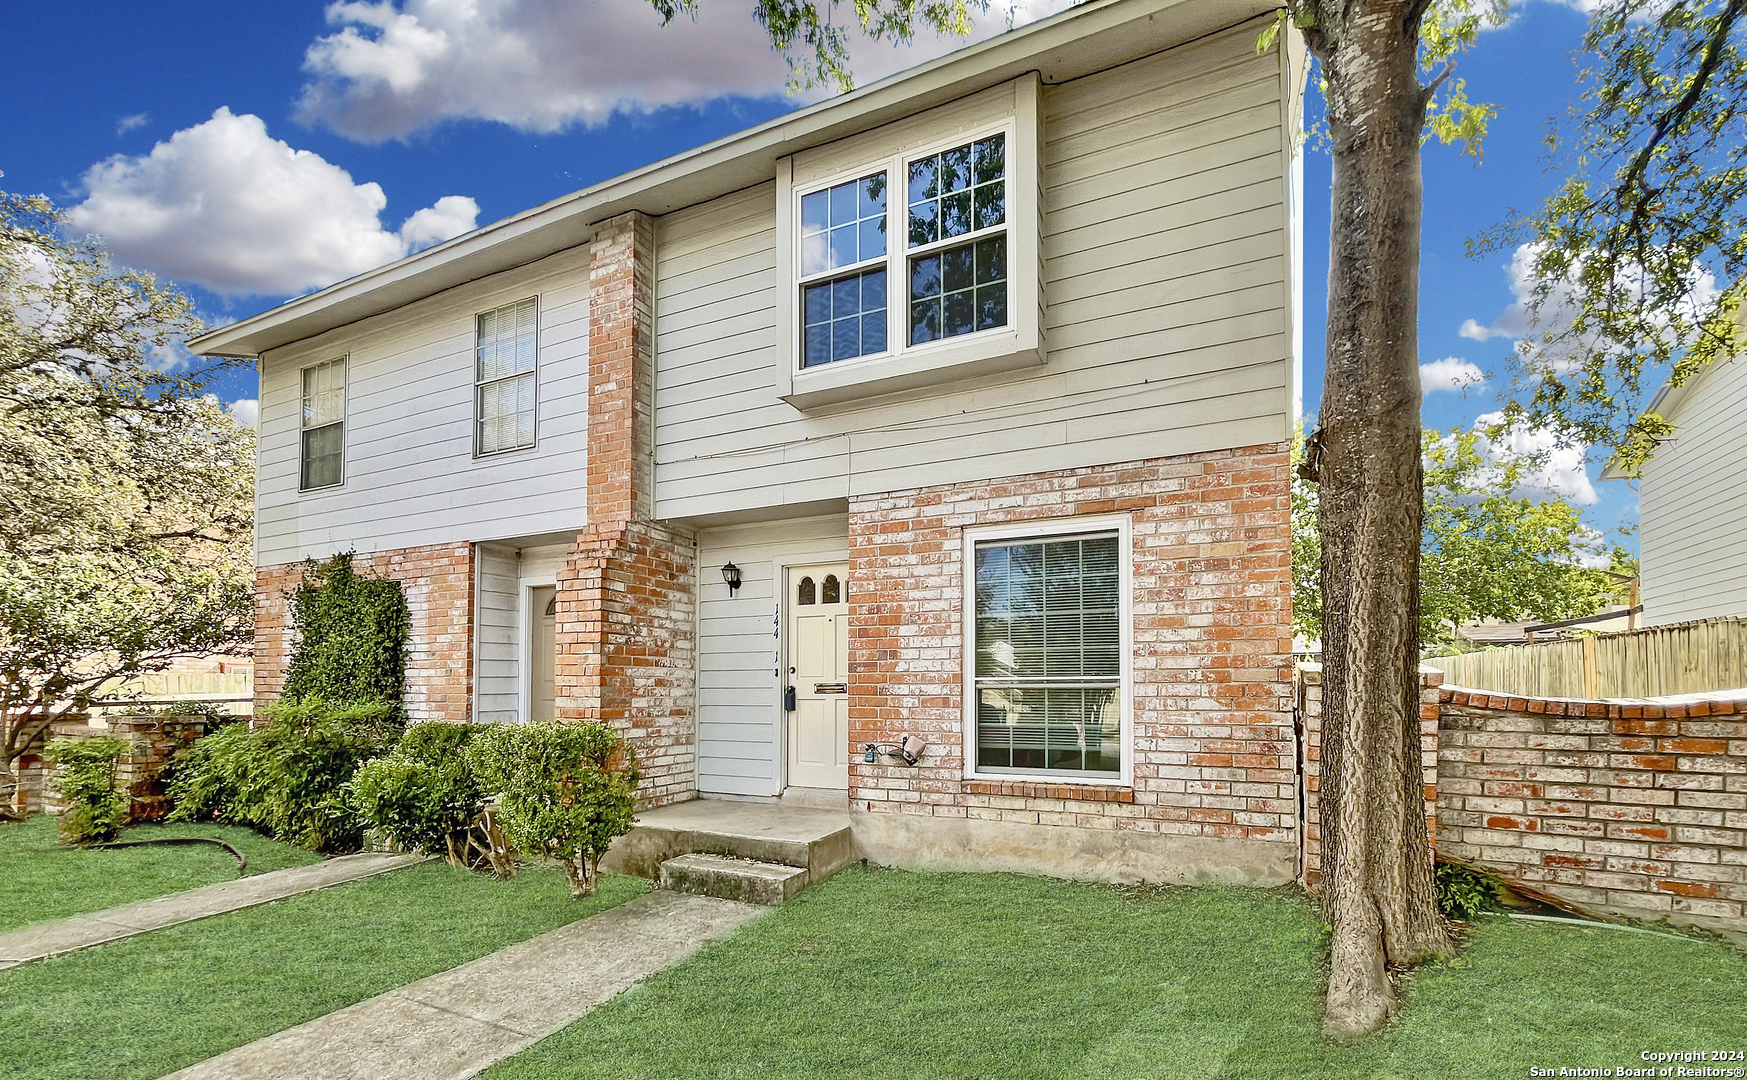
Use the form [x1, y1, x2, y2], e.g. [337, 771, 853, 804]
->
[192, 0, 1306, 884]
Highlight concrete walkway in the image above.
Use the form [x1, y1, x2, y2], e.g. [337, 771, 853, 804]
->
[0, 851, 423, 970]
[165, 890, 763, 1080]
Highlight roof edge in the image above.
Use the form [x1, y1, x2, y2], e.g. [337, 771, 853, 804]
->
[190, 0, 1273, 358]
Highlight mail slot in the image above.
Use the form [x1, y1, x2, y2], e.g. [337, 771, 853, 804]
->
[814, 682, 848, 695]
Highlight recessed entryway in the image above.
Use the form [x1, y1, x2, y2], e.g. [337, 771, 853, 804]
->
[529, 585, 556, 723]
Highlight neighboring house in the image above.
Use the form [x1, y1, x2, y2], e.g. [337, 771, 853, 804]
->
[1601, 353, 1747, 626]
[191, 0, 1306, 884]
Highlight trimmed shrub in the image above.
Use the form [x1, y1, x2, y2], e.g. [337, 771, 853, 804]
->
[44, 736, 130, 845]
[167, 700, 398, 852]
[353, 723, 485, 865]
[467, 722, 638, 898]
[281, 554, 410, 721]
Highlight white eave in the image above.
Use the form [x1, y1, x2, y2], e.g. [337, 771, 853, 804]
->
[189, 0, 1277, 359]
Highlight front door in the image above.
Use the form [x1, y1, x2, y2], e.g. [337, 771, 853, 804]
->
[529, 586, 556, 723]
[786, 564, 849, 790]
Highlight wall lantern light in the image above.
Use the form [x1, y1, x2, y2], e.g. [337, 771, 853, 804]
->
[721, 562, 743, 595]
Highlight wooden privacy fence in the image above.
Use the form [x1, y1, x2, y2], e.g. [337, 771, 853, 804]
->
[89, 671, 253, 717]
[1432, 617, 1747, 698]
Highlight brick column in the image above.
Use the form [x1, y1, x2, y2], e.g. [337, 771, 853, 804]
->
[554, 211, 696, 808]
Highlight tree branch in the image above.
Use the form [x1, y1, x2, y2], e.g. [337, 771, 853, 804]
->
[1615, 0, 1745, 233]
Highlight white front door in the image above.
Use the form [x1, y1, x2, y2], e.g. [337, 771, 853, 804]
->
[786, 563, 849, 790]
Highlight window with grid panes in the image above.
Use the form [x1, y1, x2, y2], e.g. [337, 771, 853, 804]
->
[300, 357, 345, 491]
[907, 133, 1007, 345]
[972, 531, 1122, 777]
[798, 173, 888, 367]
[475, 298, 537, 455]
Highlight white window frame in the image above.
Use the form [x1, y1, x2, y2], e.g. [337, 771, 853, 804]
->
[961, 514, 1134, 788]
[474, 296, 540, 458]
[775, 74, 1043, 410]
[299, 356, 346, 492]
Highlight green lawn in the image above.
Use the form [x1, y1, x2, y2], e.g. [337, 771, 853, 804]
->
[0, 813, 323, 934]
[482, 867, 1747, 1080]
[0, 861, 647, 1080]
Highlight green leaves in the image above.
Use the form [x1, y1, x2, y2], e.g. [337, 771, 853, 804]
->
[467, 722, 639, 898]
[1480, 0, 1747, 458]
[353, 723, 486, 859]
[280, 554, 411, 720]
[43, 736, 130, 845]
[167, 702, 400, 852]
[1293, 427, 1630, 646]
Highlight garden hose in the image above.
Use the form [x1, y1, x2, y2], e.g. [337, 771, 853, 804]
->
[88, 836, 247, 873]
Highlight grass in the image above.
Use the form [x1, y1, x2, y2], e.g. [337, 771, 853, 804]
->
[481, 867, 1747, 1080]
[0, 861, 647, 1080]
[0, 813, 323, 934]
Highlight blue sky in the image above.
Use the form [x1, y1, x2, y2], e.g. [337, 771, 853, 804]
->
[0, 0, 1634, 548]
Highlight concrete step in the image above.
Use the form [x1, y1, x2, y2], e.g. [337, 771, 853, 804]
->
[659, 854, 809, 906]
[603, 801, 853, 890]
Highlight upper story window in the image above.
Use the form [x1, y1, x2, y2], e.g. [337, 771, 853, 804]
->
[300, 357, 345, 491]
[907, 133, 1007, 346]
[476, 298, 537, 455]
[775, 75, 1042, 410]
[792, 134, 1009, 374]
[800, 174, 888, 368]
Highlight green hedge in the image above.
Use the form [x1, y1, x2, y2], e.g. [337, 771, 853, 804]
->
[167, 701, 399, 852]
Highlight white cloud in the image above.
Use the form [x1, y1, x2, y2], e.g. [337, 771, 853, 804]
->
[297, 0, 1074, 142]
[1420, 356, 1487, 395]
[398, 194, 481, 251]
[1469, 410, 1600, 505]
[66, 108, 479, 297]
[1459, 242, 1719, 377]
[116, 113, 150, 135]
[227, 398, 260, 427]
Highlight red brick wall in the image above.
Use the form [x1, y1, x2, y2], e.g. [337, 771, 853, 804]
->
[846, 444, 1295, 846]
[557, 210, 695, 808]
[1436, 686, 1747, 930]
[556, 520, 696, 808]
[255, 543, 474, 722]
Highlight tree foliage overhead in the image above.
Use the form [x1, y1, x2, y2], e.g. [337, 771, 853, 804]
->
[1477, 0, 1747, 472]
[1293, 429, 1631, 646]
[0, 190, 254, 813]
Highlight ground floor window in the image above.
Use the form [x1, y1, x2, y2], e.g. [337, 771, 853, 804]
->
[966, 518, 1129, 781]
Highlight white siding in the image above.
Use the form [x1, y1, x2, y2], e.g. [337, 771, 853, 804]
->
[256, 247, 592, 567]
[474, 543, 521, 724]
[695, 515, 850, 796]
[652, 25, 1292, 520]
[1639, 356, 1747, 624]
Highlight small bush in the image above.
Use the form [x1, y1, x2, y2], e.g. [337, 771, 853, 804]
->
[467, 722, 638, 898]
[44, 736, 130, 845]
[168, 700, 399, 852]
[1435, 861, 1498, 922]
[353, 723, 485, 864]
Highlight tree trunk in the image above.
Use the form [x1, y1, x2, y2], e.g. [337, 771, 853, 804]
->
[561, 856, 596, 899]
[0, 760, 20, 821]
[1304, 3, 1455, 1038]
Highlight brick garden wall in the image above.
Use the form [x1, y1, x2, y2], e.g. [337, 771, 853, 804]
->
[1435, 685, 1747, 932]
[847, 443, 1296, 849]
[1296, 663, 1747, 933]
[255, 543, 474, 723]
